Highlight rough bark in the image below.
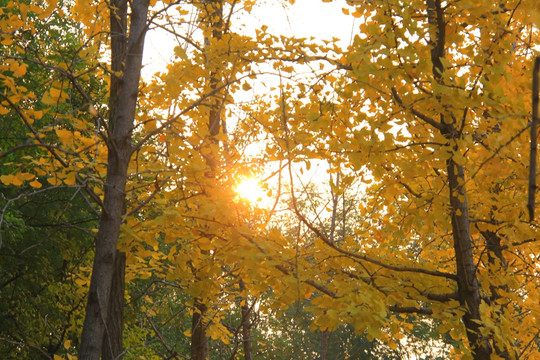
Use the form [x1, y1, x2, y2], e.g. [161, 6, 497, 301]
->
[427, 1, 491, 358]
[191, 301, 209, 360]
[239, 280, 253, 360]
[240, 303, 253, 360]
[319, 331, 328, 360]
[100, 4, 128, 358]
[102, 251, 126, 360]
[446, 157, 492, 359]
[482, 230, 511, 359]
[108, 0, 128, 134]
[78, 0, 149, 358]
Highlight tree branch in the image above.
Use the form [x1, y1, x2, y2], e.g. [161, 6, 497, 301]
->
[388, 305, 433, 315]
[390, 87, 444, 131]
[528, 56, 540, 222]
[0, 336, 52, 360]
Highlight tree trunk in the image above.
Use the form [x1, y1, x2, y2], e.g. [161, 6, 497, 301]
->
[241, 303, 252, 360]
[482, 230, 511, 360]
[319, 331, 328, 360]
[101, 2, 127, 357]
[239, 280, 253, 360]
[446, 158, 492, 359]
[102, 251, 126, 360]
[190, 2, 225, 359]
[427, 1, 491, 358]
[191, 300, 209, 360]
[78, 0, 149, 358]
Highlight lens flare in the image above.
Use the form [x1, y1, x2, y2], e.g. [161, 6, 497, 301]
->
[235, 178, 265, 203]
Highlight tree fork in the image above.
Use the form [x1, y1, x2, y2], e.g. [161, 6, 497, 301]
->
[427, 0, 492, 358]
[446, 157, 492, 360]
[79, 0, 149, 358]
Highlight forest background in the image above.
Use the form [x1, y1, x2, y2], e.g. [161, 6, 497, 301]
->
[1, 0, 540, 359]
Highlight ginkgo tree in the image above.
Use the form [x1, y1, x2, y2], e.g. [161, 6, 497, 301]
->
[0, 0, 338, 358]
[0, 2, 107, 358]
[1, 0, 540, 359]
[263, 1, 540, 360]
[124, 1, 349, 358]
[0, 0, 148, 357]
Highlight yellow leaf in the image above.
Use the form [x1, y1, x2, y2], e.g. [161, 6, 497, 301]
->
[64, 172, 76, 185]
[19, 3, 28, 21]
[11, 175, 23, 186]
[29, 179, 42, 188]
[55, 129, 72, 141]
[0, 174, 13, 185]
[88, 104, 98, 116]
[312, 84, 323, 92]
[64, 340, 71, 349]
[198, 237, 213, 251]
[41, 93, 57, 105]
[50, 87, 62, 98]
[0, 106, 9, 115]
[351, 7, 363, 18]
[75, 278, 87, 286]
[366, 326, 381, 340]
[19, 172, 35, 181]
[40, 0, 58, 19]
[281, 66, 294, 73]
[47, 176, 61, 186]
[207, 323, 224, 340]
[33, 110, 43, 120]
[1, 38, 13, 46]
[13, 63, 27, 77]
[174, 46, 188, 60]
[449, 329, 461, 341]
[122, 224, 144, 242]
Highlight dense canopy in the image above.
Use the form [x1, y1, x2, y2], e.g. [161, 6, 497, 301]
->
[0, 0, 539, 359]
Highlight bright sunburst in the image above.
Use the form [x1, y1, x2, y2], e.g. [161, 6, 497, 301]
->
[235, 178, 265, 203]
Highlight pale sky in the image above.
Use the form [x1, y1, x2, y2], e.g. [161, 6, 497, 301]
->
[143, 0, 357, 78]
[142, 0, 359, 206]
[249, 0, 356, 45]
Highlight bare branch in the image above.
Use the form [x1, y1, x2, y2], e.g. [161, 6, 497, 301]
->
[146, 314, 188, 360]
[0, 337, 52, 360]
[388, 305, 433, 315]
[0, 142, 75, 160]
[390, 87, 444, 131]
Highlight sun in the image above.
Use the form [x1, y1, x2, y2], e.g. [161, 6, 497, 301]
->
[235, 178, 265, 203]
